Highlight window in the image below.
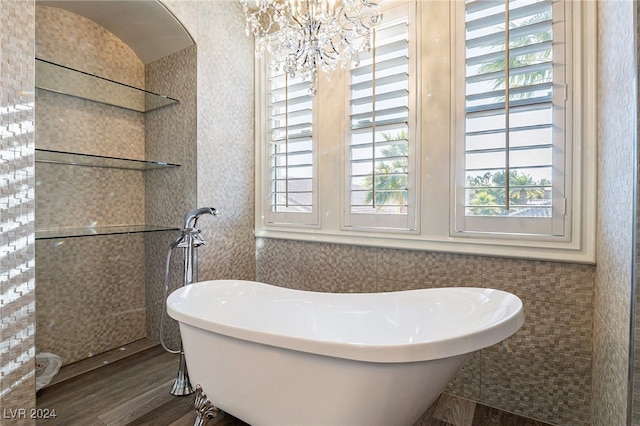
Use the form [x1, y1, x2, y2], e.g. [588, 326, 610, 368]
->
[261, 60, 318, 226]
[454, 0, 568, 238]
[255, 0, 596, 263]
[345, 4, 418, 231]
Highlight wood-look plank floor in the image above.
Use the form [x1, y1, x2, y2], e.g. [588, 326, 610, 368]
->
[36, 344, 551, 426]
[36, 344, 242, 426]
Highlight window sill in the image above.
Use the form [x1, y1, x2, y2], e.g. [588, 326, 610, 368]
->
[254, 227, 596, 264]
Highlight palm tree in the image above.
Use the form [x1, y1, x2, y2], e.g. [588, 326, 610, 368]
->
[492, 170, 547, 204]
[363, 130, 408, 211]
[467, 10, 553, 216]
[477, 11, 553, 97]
[468, 190, 503, 216]
[466, 170, 548, 215]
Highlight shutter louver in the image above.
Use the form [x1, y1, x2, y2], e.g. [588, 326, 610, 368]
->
[267, 69, 314, 215]
[347, 14, 412, 225]
[463, 0, 557, 221]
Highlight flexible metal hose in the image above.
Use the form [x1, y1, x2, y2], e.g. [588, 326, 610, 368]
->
[160, 235, 183, 354]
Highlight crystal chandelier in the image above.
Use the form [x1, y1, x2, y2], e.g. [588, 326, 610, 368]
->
[241, 0, 382, 95]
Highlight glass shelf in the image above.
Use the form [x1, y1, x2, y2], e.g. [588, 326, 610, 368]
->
[35, 58, 180, 112]
[36, 225, 180, 240]
[35, 149, 180, 170]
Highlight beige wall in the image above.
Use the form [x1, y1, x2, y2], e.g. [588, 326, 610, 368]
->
[160, 0, 257, 285]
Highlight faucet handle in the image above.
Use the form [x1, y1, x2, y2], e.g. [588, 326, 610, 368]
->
[192, 230, 206, 247]
[175, 228, 206, 248]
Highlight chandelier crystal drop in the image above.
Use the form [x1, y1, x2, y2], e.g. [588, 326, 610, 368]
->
[242, 0, 382, 95]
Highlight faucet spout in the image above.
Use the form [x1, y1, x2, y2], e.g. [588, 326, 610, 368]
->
[183, 207, 218, 229]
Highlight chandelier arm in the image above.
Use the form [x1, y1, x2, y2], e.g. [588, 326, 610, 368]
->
[341, 11, 373, 31]
[323, 40, 340, 61]
[292, 13, 304, 29]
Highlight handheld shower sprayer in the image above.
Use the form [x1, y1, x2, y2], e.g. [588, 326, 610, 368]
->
[161, 207, 218, 396]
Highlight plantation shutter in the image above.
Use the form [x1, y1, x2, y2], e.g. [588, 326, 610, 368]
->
[345, 3, 417, 231]
[457, 0, 568, 236]
[265, 63, 318, 226]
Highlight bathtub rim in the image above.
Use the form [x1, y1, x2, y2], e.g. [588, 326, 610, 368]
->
[167, 279, 524, 364]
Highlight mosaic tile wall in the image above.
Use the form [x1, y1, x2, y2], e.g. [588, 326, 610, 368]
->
[632, 4, 640, 425]
[151, 0, 255, 351]
[191, 0, 256, 282]
[34, 6, 147, 365]
[144, 44, 197, 348]
[35, 89, 145, 160]
[35, 6, 145, 160]
[130, 0, 255, 353]
[0, 0, 36, 422]
[35, 6, 144, 88]
[593, 1, 637, 424]
[636, 2, 640, 422]
[35, 235, 146, 362]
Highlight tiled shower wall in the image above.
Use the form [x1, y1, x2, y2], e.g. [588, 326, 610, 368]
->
[144, 44, 197, 348]
[633, 3, 640, 424]
[194, 0, 256, 283]
[161, 0, 256, 286]
[34, 6, 147, 365]
[594, 0, 637, 424]
[0, 0, 36, 421]
[636, 0, 640, 422]
[144, 0, 255, 348]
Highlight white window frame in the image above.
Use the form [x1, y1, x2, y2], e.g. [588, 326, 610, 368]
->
[453, 0, 569, 239]
[343, 2, 419, 233]
[449, 0, 596, 260]
[256, 52, 320, 228]
[254, 0, 597, 264]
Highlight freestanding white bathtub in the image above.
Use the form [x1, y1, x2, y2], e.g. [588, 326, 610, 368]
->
[167, 280, 524, 426]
